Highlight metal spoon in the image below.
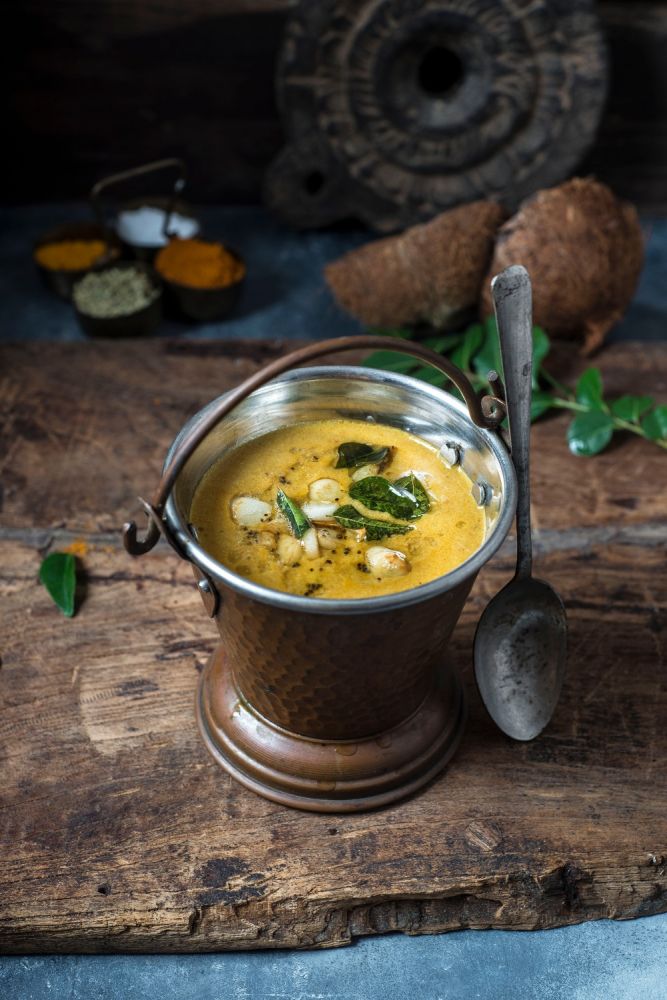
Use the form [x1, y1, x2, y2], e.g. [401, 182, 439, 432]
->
[474, 265, 567, 741]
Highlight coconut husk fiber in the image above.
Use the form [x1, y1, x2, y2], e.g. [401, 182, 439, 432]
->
[481, 178, 644, 354]
[325, 200, 505, 329]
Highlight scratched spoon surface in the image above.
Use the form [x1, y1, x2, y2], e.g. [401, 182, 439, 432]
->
[474, 265, 567, 741]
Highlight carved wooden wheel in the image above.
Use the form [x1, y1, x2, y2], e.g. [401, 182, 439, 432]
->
[264, 0, 607, 232]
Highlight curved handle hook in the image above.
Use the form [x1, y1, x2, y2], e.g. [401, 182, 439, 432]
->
[123, 497, 164, 556]
[123, 334, 506, 557]
[90, 158, 187, 236]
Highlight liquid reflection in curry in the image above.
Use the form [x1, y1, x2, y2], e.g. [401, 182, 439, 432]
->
[190, 419, 484, 599]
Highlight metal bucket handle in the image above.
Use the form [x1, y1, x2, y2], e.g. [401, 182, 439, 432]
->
[90, 158, 188, 241]
[123, 334, 506, 557]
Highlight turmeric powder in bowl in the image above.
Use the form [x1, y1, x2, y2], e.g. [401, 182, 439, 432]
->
[155, 237, 245, 289]
[34, 239, 109, 271]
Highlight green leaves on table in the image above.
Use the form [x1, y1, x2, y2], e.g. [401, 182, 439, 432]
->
[568, 369, 667, 456]
[277, 489, 310, 538]
[641, 404, 667, 441]
[39, 552, 77, 617]
[610, 395, 654, 423]
[333, 505, 414, 541]
[334, 442, 390, 469]
[567, 411, 615, 457]
[575, 368, 604, 409]
[349, 474, 430, 521]
[362, 317, 667, 457]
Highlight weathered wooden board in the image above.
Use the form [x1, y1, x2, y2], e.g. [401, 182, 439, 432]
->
[0, 339, 666, 952]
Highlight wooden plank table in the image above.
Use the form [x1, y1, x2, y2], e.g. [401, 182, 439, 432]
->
[0, 339, 665, 952]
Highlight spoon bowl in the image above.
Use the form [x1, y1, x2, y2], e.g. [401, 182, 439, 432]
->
[474, 576, 567, 741]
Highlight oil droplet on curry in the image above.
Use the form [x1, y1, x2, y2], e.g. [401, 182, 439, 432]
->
[189, 419, 484, 599]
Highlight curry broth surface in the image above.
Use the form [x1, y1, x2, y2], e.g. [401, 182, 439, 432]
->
[190, 419, 484, 599]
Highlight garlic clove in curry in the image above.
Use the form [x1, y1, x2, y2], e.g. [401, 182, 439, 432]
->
[350, 463, 379, 482]
[302, 527, 320, 560]
[277, 533, 302, 565]
[365, 546, 411, 578]
[231, 495, 273, 527]
[302, 501, 338, 521]
[317, 526, 343, 550]
[308, 478, 343, 502]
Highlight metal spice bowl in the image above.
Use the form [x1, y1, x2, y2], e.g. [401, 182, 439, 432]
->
[72, 261, 162, 338]
[157, 244, 246, 322]
[33, 221, 121, 301]
[114, 195, 200, 263]
[124, 336, 516, 812]
[91, 159, 199, 263]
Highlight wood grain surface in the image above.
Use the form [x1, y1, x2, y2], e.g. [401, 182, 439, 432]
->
[0, 339, 665, 952]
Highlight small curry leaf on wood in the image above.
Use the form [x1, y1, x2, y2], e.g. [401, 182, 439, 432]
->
[39, 552, 77, 617]
[335, 442, 390, 469]
[333, 505, 414, 541]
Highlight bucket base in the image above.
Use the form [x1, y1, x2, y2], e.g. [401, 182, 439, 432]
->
[196, 645, 466, 813]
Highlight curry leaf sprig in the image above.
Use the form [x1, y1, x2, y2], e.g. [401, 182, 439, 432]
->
[363, 319, 667, 457]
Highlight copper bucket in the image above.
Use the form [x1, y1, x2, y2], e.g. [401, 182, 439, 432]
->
[124, 337, 516, 812]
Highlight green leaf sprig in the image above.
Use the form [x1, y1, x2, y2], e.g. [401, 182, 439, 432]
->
[363, 318, 667, 457]
[39, 552, 77, 617]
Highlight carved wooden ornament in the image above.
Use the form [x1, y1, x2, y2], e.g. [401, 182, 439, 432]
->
[265, 0, 607, 232]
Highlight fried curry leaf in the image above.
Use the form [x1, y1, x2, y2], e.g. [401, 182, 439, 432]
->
[393, 473, 430, 517]
[333, 504, 414, 541]
[39, 552, 77, 617]
[276, 489, 310, 539]
[349, 474, 430, 521]
[335, 442, 390, 469]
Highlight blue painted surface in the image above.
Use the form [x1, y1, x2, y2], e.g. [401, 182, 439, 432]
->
[1, 917, 667, 1000]
[0, 204, 366, 343]
[2, 204, 666, 343]
[1, 205, 665, 997]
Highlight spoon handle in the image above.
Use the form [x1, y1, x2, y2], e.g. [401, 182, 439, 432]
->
[491, 265, 533, 581]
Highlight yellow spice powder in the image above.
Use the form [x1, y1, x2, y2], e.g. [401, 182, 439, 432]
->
[155, 238, 245, 289]
[34, 239, 108, 271]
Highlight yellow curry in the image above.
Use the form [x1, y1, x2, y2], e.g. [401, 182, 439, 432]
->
[189, 419, 484, 599]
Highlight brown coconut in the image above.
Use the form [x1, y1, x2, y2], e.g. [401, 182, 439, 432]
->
[325, 200, 506, 329]
[481, 178, 644, 354]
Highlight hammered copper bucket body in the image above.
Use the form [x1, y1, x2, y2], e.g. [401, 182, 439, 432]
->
[124, 337, 516, 812]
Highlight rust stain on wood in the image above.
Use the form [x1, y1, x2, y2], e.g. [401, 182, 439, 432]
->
[0, 339, 665, 952]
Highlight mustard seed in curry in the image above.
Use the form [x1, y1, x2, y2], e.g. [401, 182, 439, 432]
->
[189, 419, 485, 599]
